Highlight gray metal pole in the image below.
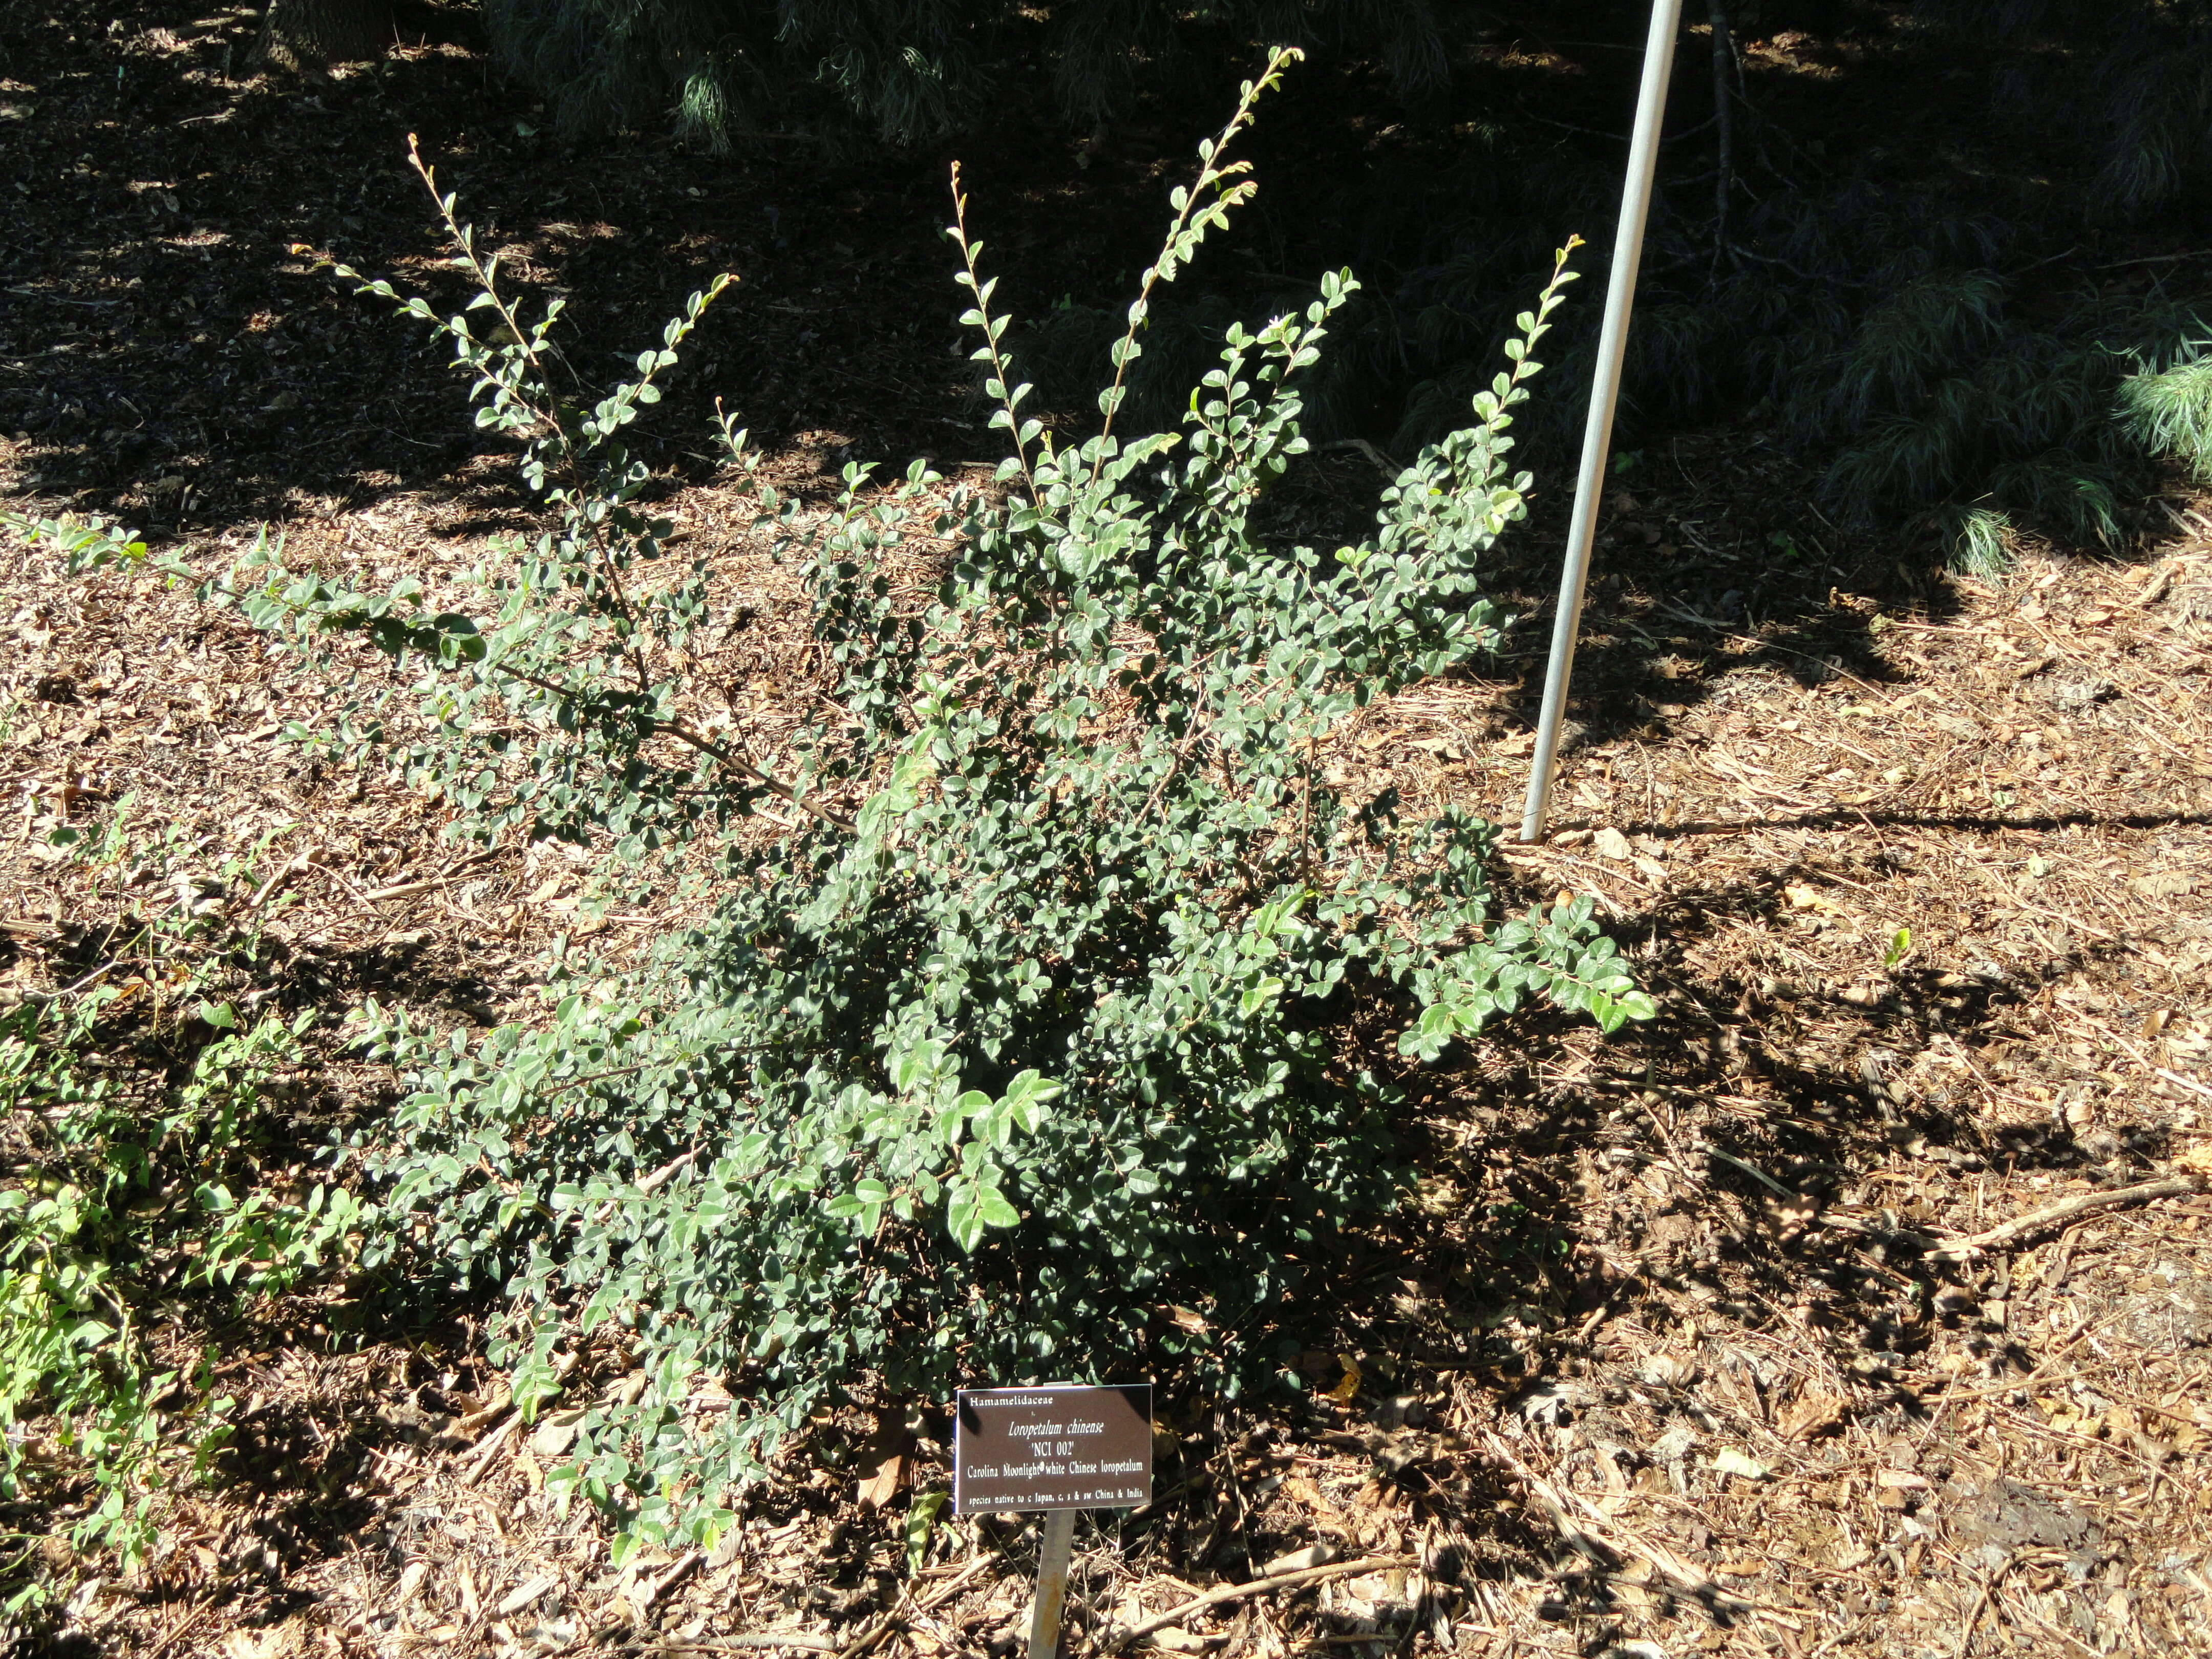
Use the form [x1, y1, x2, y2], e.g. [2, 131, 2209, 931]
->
[1027, 1509, 1077, 1659]
[1519, 0, 1687, 843]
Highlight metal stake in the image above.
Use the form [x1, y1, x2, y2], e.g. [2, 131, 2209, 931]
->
[1519, 0, 1688, 843]
[1027, 1509, 1077, 1659]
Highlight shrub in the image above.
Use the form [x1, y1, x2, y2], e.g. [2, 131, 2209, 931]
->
[488, 0, 2212, 561]
[2118, 353, 2212, 481]
[157, 57, 1649, 1560]
[1917, 1, 2212, 222]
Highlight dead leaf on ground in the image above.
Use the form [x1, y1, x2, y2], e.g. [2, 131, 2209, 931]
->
[1777, 1391, 1851, 1442]
[856, 1409, 911, 1509]
[1328, 1354, 1362, 1403]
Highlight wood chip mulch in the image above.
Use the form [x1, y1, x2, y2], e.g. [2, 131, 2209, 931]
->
[5, 439, 2211, 1659]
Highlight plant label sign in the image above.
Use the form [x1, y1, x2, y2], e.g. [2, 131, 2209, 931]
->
[953, 1384, 1152, 1514]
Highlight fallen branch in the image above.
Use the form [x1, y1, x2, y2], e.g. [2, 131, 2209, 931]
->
[1693, 1139, 1794, 1200]
[1816, 1212, 1941, 1251]
[246, 847, 496, 909]
[1926, 1174, 2205, 1261]
[1483, 1433, 1668, 1572]
[833, 1551, 1000, 1659]
[640, 1551, 704, 1612]
[1096, 1552, 1417, 1653]
[18, 956, 155, 1005]
[245, 852, 315, 910]
[358, 849, 501, 905]
[357, 874, 468, 904]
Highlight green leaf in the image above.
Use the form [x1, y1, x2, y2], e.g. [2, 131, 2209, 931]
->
[905, 1490, 948, 1575]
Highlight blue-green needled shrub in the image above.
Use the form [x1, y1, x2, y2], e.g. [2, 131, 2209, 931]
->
[158, 58, 1650, 1559]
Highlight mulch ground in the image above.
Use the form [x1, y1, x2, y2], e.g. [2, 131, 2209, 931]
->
[7, 3, 2212, 1657]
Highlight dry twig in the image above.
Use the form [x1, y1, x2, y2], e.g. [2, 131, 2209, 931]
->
[1096, 1554, 1418, 1653]
[458, 1411, 521, 1484]
[1926, 1174, 2206, 1261]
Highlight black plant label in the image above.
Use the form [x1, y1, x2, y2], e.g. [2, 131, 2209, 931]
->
[953, 1384, 1153, 1513]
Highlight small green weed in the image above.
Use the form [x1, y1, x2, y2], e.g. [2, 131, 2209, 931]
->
[0, 793, 359, 1604]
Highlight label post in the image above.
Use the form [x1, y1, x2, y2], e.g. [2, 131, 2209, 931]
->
[953, 1384, 1154, 1659]
[1026, 1509, 1077, 1659]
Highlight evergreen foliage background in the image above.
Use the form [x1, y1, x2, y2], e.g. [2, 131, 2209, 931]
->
[471, 0, 2212, 563]
[1017, 1, 2212, 561]
[482, 0, 1449, 146]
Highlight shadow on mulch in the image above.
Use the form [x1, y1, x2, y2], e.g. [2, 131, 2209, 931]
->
[5, 0, 2170, 671]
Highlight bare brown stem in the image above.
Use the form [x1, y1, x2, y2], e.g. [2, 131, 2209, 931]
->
[1927, 1173, 2205, 1261]
[491, 662, 855, 834]
[1097, 1553, 1418, 1653]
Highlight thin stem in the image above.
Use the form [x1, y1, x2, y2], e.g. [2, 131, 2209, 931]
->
[1298, 729, 1317, 882]
[413, 140, 640, 640]
[409, 136, 556, 426]
[948, 163, 1038, 500]
[583, 509, 654, 668]
[411, 138, 734, 656]
[1091, 49, 1299, 477]
[492, 663, 854, 834]
[660, 718, 855, 834]
[537, 1059, 655, 1102]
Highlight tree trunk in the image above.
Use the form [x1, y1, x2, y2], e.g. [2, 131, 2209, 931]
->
[255, 0, 395, 72]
